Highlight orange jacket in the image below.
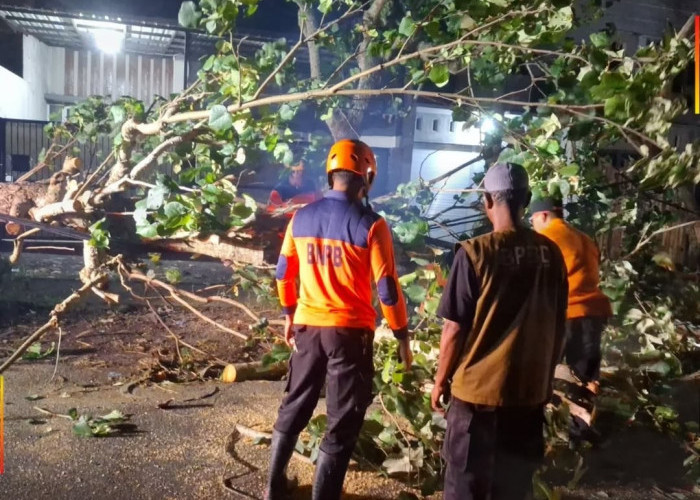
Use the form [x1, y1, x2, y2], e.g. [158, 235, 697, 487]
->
[276, 191, 408, 336]
[538, 218, 612, 319]
[267, 190, 320, 218]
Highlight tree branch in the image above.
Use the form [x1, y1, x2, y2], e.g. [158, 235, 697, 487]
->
[254, 2, 365, 100]
[120, 263, 250, 341]
[146, 298, 228, 365]
[623, 220, 699, 259]
[9, 227, 41, 264]
[100, 129, 203, 196]
[327, 7, 546, 93]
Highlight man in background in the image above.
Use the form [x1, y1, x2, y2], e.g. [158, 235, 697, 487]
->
[268, 160, 321, 210]
[530, 197, 612, 443]
[431, 163, 568, 500]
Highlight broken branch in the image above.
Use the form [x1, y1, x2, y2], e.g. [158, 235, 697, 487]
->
[9, 227, 41, 264]
[119, 262, 249, 341]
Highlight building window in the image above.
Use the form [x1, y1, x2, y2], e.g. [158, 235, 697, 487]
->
[449, 121, 455, 132]
[416, 118, 422, 130]
[432, 119, 439, 132]
[11, 154, 30, 172]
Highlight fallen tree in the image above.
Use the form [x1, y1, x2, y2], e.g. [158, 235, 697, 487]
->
[0, 0, 698, 493]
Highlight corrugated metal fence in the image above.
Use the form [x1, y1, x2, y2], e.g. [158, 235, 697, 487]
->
[0, 118, 111, 182]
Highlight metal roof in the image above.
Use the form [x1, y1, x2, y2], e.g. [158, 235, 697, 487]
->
[0, 5, 280, 56]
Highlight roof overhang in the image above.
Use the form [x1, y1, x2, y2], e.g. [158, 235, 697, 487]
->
[0, 5, 281, 57]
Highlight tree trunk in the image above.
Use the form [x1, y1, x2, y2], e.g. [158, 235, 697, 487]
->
[221, 361, 288, 382]
[146, 234, 278, 266]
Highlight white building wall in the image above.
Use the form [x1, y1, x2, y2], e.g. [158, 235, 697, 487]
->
[46, 46, 66, 96]
[0, 66, 36, 119]
[21, 35, 50, 120]
[173, 55, 185, 93]
[0, 35, 51, 120]
[412, 148, 484, 240]
[410, 105, 487, 240]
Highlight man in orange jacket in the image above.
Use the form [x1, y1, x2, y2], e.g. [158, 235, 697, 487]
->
[267, 160, 321, 215]
[265, 139, 412, 500]
[531, 197, 613, 441]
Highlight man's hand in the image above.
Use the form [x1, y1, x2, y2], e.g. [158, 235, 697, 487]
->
[398, 337, 413, 367]
[284, 314, 295, 348]
[431, 382, 446, 414]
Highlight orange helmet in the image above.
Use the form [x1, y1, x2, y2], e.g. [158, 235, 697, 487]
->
[326, 139, 377, 188]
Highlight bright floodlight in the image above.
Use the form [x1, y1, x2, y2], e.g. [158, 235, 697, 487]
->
[481, 118, 496, 134]
[93, 29, 124, 54]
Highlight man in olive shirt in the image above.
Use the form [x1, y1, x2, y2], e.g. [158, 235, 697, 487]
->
[431, 163, 568, 500]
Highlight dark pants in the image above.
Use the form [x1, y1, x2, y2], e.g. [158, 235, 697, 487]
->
[564, 316, 607, 384]
[443, 398, 545, 500]
[273, 325, 374, 456]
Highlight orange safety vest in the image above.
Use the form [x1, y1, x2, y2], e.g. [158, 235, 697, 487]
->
[275, 190, 408, 332]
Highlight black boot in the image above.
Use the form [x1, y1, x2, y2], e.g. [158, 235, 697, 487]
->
[311, 448, 353, 500]
[264, 430, 298, 500]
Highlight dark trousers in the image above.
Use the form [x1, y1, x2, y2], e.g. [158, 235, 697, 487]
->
[564, 316, 607, 384]
[443, 398, 545, 500]
[273, 325, 374, 456]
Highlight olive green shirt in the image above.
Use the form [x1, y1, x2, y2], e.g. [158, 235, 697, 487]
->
[438, 227, 568, 406]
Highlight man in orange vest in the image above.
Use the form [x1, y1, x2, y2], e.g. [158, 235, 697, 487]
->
[267, 160, 321, 215]
[530, 196, 613, 442]
[265, 139, 412, 500]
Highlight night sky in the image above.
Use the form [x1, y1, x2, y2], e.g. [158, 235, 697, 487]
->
[1, 0, 299, 35]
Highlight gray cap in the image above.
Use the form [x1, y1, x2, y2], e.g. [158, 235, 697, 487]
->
[483, 162, 529, 192]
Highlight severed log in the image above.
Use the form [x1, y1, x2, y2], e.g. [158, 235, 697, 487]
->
[29, 199, 83, 222]
[146, 234, 277, 266]
[221, 361, 288, 383]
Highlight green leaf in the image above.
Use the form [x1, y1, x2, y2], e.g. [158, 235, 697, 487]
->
[208, 105, 233, 133]
[110, 106, 126, 124]
[136, 223, 159, 239]
[178, 1, 201, 28]
[22, 342, 55, 360]
[68, 408, 79, 420]
[559, 164, 579, 177]
[398, 272, 418, 286]
[163, 201, 187, 219]
[72, 416, 94, 437]
[604, 95, 627, 120]
[99, 410, 125, 422]
[398, 15, 416, 37]
[146, 183, 170, 210]
[590, 73, 628, 100]
[318, 0, 332, 14]
[545, 140, 560, 155]
[88, 218, 110, 249]
[133, 206, 149, 225]
[428, 65, 450, 88]
[165, 268, 182, 284]
[279, 104, 295, 121]
[589, 31, 609, 48]
[558, 179, 570, 198]
[205, 19, 218, 34]
[252, 435, 271, 445]
[405, 284, 427, 304]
